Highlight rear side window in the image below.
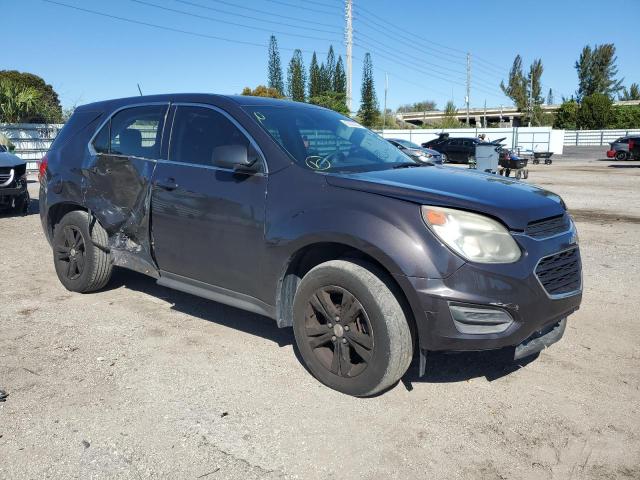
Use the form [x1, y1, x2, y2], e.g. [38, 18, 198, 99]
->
[169, 105, 260, 169]
[92, 105, 167, 158]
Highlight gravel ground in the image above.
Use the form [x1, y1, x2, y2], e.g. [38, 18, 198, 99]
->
[1, 147, 639, 479]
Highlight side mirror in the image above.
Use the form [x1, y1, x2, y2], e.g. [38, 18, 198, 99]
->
[212, 144, 259, 173]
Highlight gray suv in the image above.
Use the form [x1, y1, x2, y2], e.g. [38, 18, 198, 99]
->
[608, 136, 640, 160]
[39, 94, 582, 396]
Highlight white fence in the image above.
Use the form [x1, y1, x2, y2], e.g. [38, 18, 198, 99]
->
[0, 123, 64, 171]
[377, 127, 565, 155]
[564, 129, 640, 146]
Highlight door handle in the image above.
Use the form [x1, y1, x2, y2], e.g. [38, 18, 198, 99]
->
[155, 177, 178, 191]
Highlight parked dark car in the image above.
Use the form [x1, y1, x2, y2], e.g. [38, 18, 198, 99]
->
[629, 137, 640, 160]
[607, 136, 640, 160]
[421, 136, 482, 163]
[386, 138, 444, 165]
[40, 94, 582, 396]
[0, 145, 30, 214]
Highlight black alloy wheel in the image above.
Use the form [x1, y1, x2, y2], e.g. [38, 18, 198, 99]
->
[55, 225, 86, 280]
[303, 286, 374, 378]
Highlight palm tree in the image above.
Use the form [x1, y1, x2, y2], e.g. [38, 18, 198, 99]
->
[0, 79, 41, 123]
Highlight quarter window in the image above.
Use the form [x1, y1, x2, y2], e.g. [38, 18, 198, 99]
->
[169, 106, 261, 169]
[92, 105, 167, 158]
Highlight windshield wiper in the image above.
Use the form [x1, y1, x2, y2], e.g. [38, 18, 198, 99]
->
[392, 162, 422, 169]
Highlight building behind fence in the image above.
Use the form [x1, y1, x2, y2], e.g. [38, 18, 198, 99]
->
[0, 123, 63, 171]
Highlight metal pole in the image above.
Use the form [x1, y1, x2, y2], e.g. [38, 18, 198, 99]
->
[345, 0, 353, 114]
[466, 53, 471, 126]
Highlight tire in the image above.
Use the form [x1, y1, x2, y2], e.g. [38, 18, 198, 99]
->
[292, 259, 413, 397]
[52, 210, 113, 293]
[523, 169, 529, 179]
[615, 151, 628, 161]
[515, 170, 522, 180]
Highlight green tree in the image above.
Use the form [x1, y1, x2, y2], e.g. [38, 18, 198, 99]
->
[528, 58, 545, 125]
[334, 56, 346, 95]
[577, 93, 613, 129]
[500, 55, 528, 112]
[553, 100, 579, 129]
[0, 79, 41, 123]
[309, 91, 349, 115]
[287, 49, 306, 102]
[440, 101, 462, 128]
[308, 52, 321, 98]
[620, 83, 640, 101]
[241, 85, 283, 98]
[575, 44, 623, 101]
[546, 88, 554, 105]
[357, 53, 379, 127]
[609, 105, 640, 128]
[322, 46, 336, 93]
[267, 35, 284, 96]
[0, 70, 62, 123]
[396, 100, 437, 113]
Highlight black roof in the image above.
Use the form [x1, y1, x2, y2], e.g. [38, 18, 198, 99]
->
[77, 93, 319, 112]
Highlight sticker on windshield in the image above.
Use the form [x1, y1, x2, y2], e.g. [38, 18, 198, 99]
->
[340, 119, 364, 129]
[253, 112, 266, 123]
[305, 156, 331, 171]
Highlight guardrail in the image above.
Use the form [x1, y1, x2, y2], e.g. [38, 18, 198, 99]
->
[564, 129, 640, 146]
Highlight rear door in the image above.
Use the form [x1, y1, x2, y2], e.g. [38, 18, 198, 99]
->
[150, 103, 268, 299]
[85, 103, 168, 268]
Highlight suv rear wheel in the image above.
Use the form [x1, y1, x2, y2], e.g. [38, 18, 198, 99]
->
[615, 151, 628, 161]
[292, 259, 413, 396]
[53, 210, 113, 292]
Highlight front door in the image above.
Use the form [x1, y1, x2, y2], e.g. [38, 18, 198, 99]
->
[151, 104, 268, 299]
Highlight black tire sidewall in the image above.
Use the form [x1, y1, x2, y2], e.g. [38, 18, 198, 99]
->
[53, 211, 98, 292]
[292, 263, 395, 397]
[615, 151, 627, 161]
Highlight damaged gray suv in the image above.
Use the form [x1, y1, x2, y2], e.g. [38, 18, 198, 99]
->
[40, 94, 582, 396]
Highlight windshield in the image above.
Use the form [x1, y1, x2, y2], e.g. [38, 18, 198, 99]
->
[242, 104, 415, 172]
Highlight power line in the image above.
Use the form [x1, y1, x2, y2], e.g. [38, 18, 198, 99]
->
[175, 0, 342, 34]
[42, 0, 326, 55]
[262, 0, 340, 16]
[131, 0, 339, 42]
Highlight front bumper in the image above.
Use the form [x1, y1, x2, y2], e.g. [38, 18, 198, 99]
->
[0, 182, 28, 207]
[396, 230, 582, 354]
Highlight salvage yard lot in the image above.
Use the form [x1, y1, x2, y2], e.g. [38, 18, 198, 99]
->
[1, 147, 639, 479]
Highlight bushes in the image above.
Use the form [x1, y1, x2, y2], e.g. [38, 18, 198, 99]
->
[554, 96, 640, 129]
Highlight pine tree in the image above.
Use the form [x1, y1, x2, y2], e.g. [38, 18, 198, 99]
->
[267, 35, 284, 96]
[500, 55, 528, 112]
[309, 52, 321, 98]
[575, 44, 624, 101]
[324, 46, 336, 92]
[357, 53, 379, 127]
[546, 88, 554, 105]
[287, 49, 306, 102]
[620, 83, 640, 101]
[334, 56, 346, 94]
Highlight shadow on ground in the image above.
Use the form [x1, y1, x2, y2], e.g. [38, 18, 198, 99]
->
[108, 268, 532, 390]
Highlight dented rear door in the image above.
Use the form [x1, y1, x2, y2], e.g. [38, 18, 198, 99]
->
[83, 103, 169, 275]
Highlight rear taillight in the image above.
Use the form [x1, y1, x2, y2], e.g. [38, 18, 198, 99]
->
[630, 139, 635, 150]
[38, 155, 48, 182]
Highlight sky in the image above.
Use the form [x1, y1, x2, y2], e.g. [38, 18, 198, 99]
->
[3, 0, 639, 112]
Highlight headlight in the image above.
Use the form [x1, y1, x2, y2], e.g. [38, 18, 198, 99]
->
[421, 206, 521, 263]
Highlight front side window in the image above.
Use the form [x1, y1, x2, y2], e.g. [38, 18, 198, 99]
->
[92, 105, 167, 158]
[169, 106, 260, 169]
[242, 104, 411, 173]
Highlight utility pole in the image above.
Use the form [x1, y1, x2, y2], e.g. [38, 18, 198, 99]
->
[465, 52, 471, 126]
[382, 72, 388, 132]
[345, 0, 353, 114]
[528, 78, 533, 127]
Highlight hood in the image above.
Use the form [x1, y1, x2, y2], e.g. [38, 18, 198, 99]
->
[325, 167, 565, 231]
[0, 152, 26, 168]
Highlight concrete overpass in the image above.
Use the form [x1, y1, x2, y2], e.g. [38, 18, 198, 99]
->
[397, 100, 640, 127]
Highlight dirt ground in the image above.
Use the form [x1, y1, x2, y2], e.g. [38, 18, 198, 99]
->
[1, 147, 639, 479]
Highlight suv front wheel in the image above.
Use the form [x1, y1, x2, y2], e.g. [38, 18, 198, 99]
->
[292, 259, 413, 396]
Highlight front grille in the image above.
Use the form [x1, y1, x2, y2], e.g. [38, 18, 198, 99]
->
[535, 248, 581, 297]
[526, 214, 570, 239]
